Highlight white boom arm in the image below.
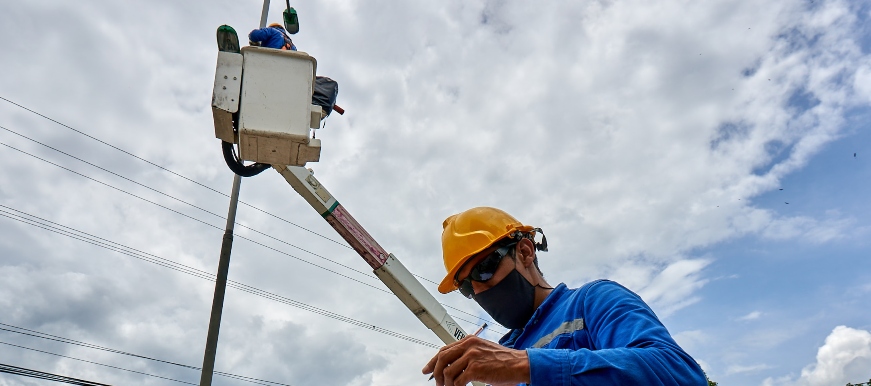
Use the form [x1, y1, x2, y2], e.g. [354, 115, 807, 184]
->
[273, 165, 472, 344]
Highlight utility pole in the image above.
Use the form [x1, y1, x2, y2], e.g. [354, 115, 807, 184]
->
[199, 3, 270, 385]
[199, 173, 240, 386]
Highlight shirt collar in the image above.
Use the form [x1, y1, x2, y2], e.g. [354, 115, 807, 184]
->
[498, 283, 568, 346]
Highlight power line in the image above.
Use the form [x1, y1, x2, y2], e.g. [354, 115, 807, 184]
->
[0, 96, 487, 307]
[0, 207, 443, 349]
[0, 139, 505, 335]
[0, 325, 280, 386]
[0, 340, 198, 385]
[0, 324, 194, 370]
[0, 124, 376, 283]
[0, 97, 505, 333]
[0, 95, 345, 247]
[0, 202, 500, 337]
[0, 98, 444, 283]
[0, 200, 493, 339]
[0, 362, 111, 386]
[0, 122, 445, 287]
[0, 143, 388, 293]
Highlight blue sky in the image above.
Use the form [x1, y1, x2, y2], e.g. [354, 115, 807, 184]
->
[674, 114, 871, 384]
[0, 0, 870, 385]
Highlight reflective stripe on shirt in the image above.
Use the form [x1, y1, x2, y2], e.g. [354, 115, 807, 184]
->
[531, 318, 585, 348]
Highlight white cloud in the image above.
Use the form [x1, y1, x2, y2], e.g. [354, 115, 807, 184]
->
[762, 215, 855, 243]
[728, 363, 774, 375]
[855, 65, 871, 103]
[738, 311, 764, 321]
[628, 259, 711, 317]
[673, 329, 709, 355]
[763, 326, 871, 386]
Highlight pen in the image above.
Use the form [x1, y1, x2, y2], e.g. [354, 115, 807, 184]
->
[428, 323, 488, 381]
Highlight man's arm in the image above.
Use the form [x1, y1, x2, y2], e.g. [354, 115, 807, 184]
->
[248, 27, 283, 49]
[527, 281, 707, 385]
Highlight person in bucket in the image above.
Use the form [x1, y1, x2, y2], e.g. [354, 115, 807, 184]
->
[248, 23, 297, 51]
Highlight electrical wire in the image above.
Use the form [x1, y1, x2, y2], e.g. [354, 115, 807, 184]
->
[0, 362, 111, 386]
[0, 125, 365, 275]
[0, 340, 198, 385]
[0, 95, 345, 247]
[0, 125, 382, 287]
[0, 207, 442, 349]
[0, 97, 444, 282]
[0, 203, 495, 338]
[0, 325, 280, 386]
[0, 97, 506, 333]
[0, 142, 386, 294]
[0, 205, 500, 339]
[0, 137, 506, 335]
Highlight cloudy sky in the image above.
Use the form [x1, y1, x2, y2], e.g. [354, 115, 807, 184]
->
[1, 0, 869, 385]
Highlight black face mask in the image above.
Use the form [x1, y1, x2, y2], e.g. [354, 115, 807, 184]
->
[473, 268, 536, 329]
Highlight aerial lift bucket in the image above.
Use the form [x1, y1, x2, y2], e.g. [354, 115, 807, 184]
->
[211, 46, 323, 166]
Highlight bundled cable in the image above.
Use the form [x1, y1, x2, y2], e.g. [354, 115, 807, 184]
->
[0, 326, 285, 386]
[0, 362, 111, 386]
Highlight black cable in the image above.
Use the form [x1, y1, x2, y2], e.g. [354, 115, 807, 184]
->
[0, 101, 505, 332]
[0, 96, 346, 247]
[0, 101, 438, 279]
[0, 137, 507, 334]
[0, 209, 442, 349]
[0, 97, 455, 301]
[1, 204, 499, 338]
[0, 341, 198, 385]
[221, 141, 271, 176]
[0, 324, 195, 370]
[0, 327, 275, 386]
[0, 125, 382, 282]
[0, 144, 390, 294]
[0, 362, 111, 386]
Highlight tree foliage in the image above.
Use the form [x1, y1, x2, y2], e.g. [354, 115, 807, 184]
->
[702, 371, 717, 386]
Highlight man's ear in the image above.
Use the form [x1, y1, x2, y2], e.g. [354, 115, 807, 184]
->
[516, 238, 536, 267]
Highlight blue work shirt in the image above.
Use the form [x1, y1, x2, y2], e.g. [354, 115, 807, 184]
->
[499, 280, 707, 385]
[248, 27, 297, 50]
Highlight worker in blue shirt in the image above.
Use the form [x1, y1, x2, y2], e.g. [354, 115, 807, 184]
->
[248, 23, 297, 51]
[422, 207, 707, 386]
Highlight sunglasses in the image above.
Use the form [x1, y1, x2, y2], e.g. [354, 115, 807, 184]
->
[455, 243, 517, 299]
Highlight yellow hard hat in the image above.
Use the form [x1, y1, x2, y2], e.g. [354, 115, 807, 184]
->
[438, 207, 536, 294]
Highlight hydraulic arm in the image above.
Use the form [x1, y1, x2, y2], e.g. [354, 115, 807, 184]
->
[273, 165, 470, 344]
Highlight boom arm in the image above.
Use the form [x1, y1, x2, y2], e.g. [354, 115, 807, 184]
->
[273, 165, 472, 344]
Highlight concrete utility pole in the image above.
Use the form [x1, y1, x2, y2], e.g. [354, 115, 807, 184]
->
[199, 3, 270, 386]
[199, 173, 241, 386]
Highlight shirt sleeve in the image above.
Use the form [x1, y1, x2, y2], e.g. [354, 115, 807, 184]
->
[248, 27, 271, 42]
[248, 28, 284, 49]
[526, 281, 707, 386]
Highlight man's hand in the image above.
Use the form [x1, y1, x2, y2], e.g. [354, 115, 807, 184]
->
[422, 336, 530, 386]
